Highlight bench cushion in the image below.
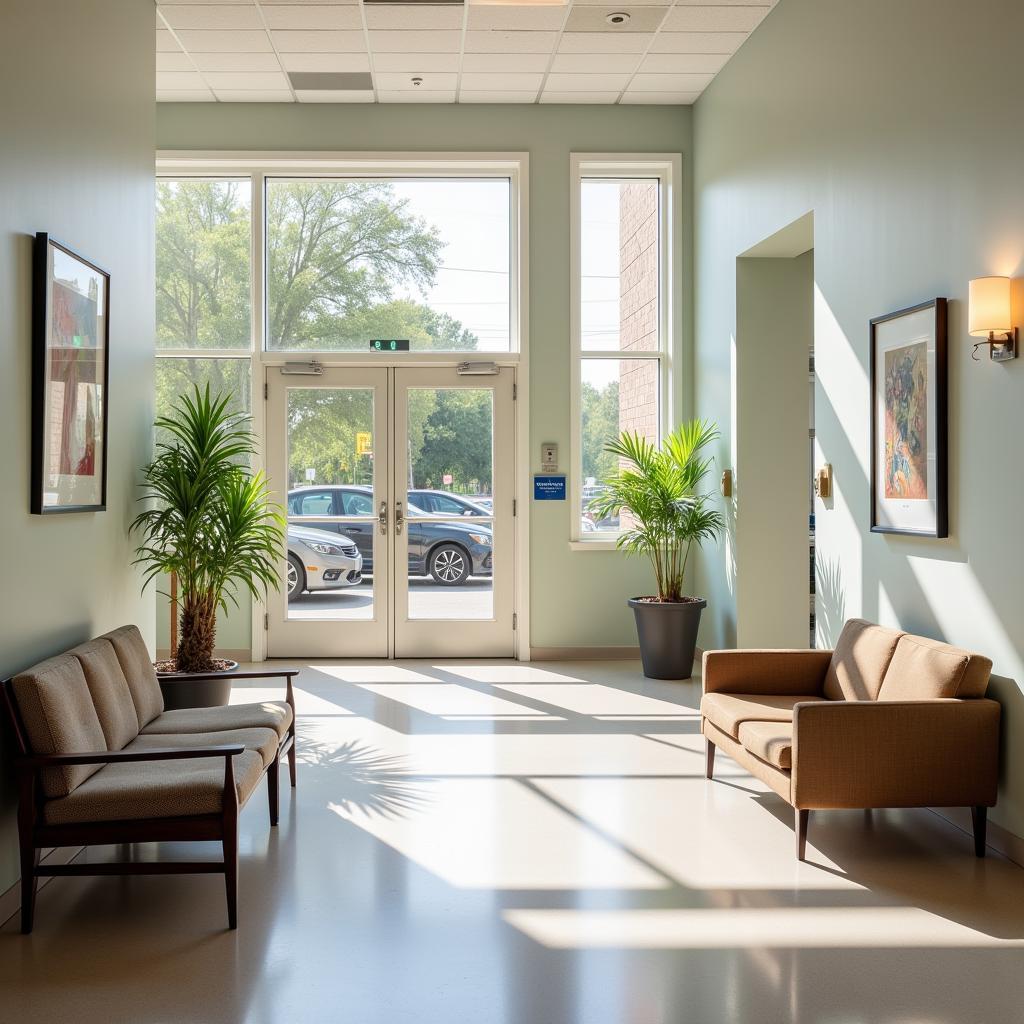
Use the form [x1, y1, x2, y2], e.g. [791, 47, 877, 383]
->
[12, 654, 108, 798]
[142, 701, 293, 741]
[737, 721, 794, 770]
[701, 692, 825, 739]
[129, 728, 280, 768]
[43, 750, 264, 826]
[878, 634, 992, 701]
[70, 639, 139, 752]
[100, 625, 163, 729]
[823, 618, 903, 701]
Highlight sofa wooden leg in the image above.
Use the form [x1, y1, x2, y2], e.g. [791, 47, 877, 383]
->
[971, 806, 987, 858]
[287, 728, 297, 788]
[795, 808, 810, 861]
[705, 739, 716, 780]
[267, 755, 280, 827]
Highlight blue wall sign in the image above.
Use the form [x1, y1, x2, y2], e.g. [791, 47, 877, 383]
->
[533, 474, 566, 501]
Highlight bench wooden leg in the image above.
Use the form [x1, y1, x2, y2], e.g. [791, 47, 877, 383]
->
[971, 805, 987, 858]
[17, 770, 37, 934]
[795, 808, 810, 861]
[222, 755, 239, 930]
[267, 754, 280, 827]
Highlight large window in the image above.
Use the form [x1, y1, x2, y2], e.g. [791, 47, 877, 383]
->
[571, 157, 676, 543]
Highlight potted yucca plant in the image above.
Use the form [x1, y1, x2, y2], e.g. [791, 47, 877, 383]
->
[132, 386, 285, 687]
[590, 419, 725, 680]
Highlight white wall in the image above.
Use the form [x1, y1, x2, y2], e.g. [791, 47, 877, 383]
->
[693, 0, 1024, 840]
[0, 1, 155, 891]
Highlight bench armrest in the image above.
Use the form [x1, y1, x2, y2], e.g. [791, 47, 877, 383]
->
[18, 744, 245, 769]
[792, 699, 1000, 809]
[702, 649, 833, 696]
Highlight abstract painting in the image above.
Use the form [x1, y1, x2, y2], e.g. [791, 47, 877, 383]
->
[32, 234, 110, 513]
[870, 299, 947, 537]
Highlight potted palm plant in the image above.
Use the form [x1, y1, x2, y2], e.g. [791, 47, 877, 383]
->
[590, 419, 725, 680]
[132, 386, 285, 694]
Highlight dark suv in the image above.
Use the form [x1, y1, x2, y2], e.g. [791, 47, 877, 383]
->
[287, 485, 493, 587]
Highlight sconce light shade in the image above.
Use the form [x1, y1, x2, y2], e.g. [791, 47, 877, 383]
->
[968, 276, 1012, 337]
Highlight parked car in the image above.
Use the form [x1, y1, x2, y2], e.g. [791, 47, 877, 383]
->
[287, 524, 362, 600]
[407, 489, 491, 517]
[287, 486, 492, 587]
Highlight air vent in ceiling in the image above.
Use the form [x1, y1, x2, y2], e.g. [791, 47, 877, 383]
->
[288, 72, 374, 92]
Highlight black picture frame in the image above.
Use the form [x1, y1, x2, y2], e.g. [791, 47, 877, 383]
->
[31, 233, 110, 515]
[869, 298, 947, 538]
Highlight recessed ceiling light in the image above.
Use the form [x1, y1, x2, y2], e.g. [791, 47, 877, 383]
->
[606, 11, 631, 25]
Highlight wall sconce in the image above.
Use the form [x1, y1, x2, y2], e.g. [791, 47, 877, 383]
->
[720, 468, 733, 498]
[968, 276, 1018, 362]
[813, 463, 832, 499]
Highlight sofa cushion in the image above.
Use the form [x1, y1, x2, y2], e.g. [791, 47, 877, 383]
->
[878, 634, 992, 701]
[129, 727, 280, 768]
[43, 750, 264, 826]
[70, 639, 139, 752]
[737, 721, 793, 770]
[142, 701, 293, 741]
[12, 654, 107, 799]
[100, 625, 163, 729]
[823, 618, 903, 701]
[701, 692, 825, 739]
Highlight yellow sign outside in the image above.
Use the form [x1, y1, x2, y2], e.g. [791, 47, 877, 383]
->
[356, 431, 372, 456]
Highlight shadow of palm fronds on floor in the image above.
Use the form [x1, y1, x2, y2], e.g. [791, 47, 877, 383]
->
[302, 737, 432, 819]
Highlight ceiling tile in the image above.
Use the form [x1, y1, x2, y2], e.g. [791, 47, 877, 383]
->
[563, 7, 668, 32]
[158, 0, 253, 4]
[262, 0, 361, 5]
[649, 31, 747, 53]
[156, 71, 209, 90]
[675, 0, 774, 4]
[459, 91, 539, 103]
[159, 4, 263, 29]
[157, 29, 183, 52]
[374, 52, 460, 72]
[261, 4, 362, 29]
[157, 89, 217, 101]
[461, 52, 550, 71]
[661, 5, 769, 32]
[571, 0, 668, 5]
[638, 51, 727, 73]
[464, 31, 558, 53]
[295, 89, 375, 102]
[366, 6, 464, 30]
[467, 7, 565, 31]
[549, 52, 639, 72]
[203, 71, 291, 89]
[368, 30, 463, 52]
[545, 72, 630, 91]
[558, 32, 653, 53]
[176, 29, 273, 51]
[157, 52, 197, 72]
[540, 91, 620, 103]
[629, 72, 714, 91]
[280, 51, 371, 72]
[620, 90, 700, 104]
[271, 30, 366, 51]
[377, 90, 458, 103]
[461, 71, 545, 90]
[375, 72, 459, 90]
[192, 51, 285, 71]
[214, 89, 295, 101]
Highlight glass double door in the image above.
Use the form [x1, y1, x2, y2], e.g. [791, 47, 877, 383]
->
[265, 365, 515, 658]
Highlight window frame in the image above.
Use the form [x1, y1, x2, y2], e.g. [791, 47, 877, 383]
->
[569, 154, 680, 549]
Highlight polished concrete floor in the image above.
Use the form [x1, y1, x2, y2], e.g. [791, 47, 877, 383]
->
[3, 660, 1024, 1024]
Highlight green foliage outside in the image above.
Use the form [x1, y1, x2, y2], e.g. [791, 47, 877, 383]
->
[581, 379, 621, 485]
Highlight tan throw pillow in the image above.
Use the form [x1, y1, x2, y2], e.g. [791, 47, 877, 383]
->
[879, 634, 991, 701]
[823, 619, 903, 701]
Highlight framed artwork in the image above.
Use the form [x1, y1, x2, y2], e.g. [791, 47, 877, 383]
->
[31, 233, 110, 514]
[870, 298, 947, 537]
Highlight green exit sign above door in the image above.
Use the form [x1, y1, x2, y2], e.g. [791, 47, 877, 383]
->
[369, 339, 410, 352]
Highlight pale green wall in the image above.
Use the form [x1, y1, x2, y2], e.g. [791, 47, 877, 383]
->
[0, 1, 156, 891]
[155, 103, 693, 652]
[693, 0, 1024, 839]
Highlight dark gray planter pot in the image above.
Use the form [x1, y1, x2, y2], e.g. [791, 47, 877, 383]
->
[156, 661, 239, 710]
[628, 598, 707, 680]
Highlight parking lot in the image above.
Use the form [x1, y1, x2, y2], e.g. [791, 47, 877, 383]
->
[288, 576, 493, 620]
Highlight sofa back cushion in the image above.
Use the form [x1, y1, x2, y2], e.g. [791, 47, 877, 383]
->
[823, 618, 903, 701]
[12, 654, 108, 799]
[70, 639, 139, 751]
[101, 625, 163, 728]
[878, 634, 992, 701]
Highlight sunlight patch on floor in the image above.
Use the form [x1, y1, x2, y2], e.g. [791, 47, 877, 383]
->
[493, 683, 695, 717]
[353, 682, 552, 718]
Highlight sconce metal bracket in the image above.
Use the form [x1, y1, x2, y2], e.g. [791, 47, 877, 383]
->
[973, 327, 1018, 363]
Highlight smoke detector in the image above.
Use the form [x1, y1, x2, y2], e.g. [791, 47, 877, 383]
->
[411, 76, 424, 87]
[605, 11, 630, 25]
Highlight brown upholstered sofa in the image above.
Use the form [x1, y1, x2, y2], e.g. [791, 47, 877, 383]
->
[701, 618, 1000, 860]
[2, 625, 297, 933]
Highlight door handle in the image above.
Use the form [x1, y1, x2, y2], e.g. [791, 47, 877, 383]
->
[395, 501, 405, 535]
[378, 501, 388, 535]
